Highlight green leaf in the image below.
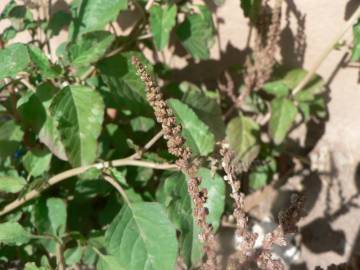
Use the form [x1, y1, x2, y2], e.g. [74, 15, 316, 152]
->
[2, 26, 17, 42]
[263, 81, 289, 97]
[28, 45, 61, 79]
[240, 0, 262, 21]
[157, 168, 225, 267]
[352, 20, 360, 61]
[0, 175, 26, 193]
[105, 202, 178, 270]
[50, 86, 104, 166]
[168, 98, 215, 156]
[64, 246, 82, 266]
[130, 116, 155, 132]
[249, 158, 276, 190]
[72, 0, 128, 36]
[97, 254, 126, 270]
[22, 149, 52, 177]
[226, 115, 260, 165]
[149, 5, 177, 50]
[176, 5, 214, 60]
[0, 222, 31, 246]
[24, 262, 46, 270]
[68, 31, 114, 67]
[269, 97, 298, 144]
[0, 120, 24, 161]
[0, 43, 30, 80]
[98, 52, 153, 115]
[47, 10, 72, 36]
[181, 82, 225, 140]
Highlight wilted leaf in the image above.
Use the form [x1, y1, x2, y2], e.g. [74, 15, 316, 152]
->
[105, 202, 178, 270]
[269, 97, 298, 144]
[50, 86, 104, 166]
[168, 98, 215, 156]
[176, 5, 214, 60]
[0, 222, 31, 246]
[0, 43, 30, 80]
[149, 5, 177, 50]
[226, 115, 260, 165]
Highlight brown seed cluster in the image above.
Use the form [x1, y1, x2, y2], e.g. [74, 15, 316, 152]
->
[132, 56, 216, 269]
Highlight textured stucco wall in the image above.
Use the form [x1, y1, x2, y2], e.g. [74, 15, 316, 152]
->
[1, 0, 360, 268]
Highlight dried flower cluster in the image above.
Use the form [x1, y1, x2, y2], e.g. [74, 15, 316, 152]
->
[236, 0, 283, 108]
[220, 143, 305, 269]
[132, 56, 217, 269]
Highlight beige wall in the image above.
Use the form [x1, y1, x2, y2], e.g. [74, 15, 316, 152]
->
[1, 0, 360, 268]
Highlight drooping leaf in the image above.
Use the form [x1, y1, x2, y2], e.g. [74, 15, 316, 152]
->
[176, 5, 214, 60]
[22, 149, 52, 177]
[27, 45, 61, 79]
[0, 43, 30, 80]
[181, 82, 225, 140]
[269, 97, 298, 145]
[352, 20, 360, 61]
[72, 0, 128, 36]
[157, 168, 225, 267]
[0, 222, 31, 246]
[226, 115, 260, 165]
[98, 52, 153, 115]
[105, 202, 178, 270]
[168, 98, 215, 156]
[50, 86, 104, 166]
[149, 5, 177, 50]
[68, 31, 114, 68]
[0, 175, 26, 193]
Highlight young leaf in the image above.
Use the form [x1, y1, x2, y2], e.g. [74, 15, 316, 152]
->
[0, 175, 26, 193]
[2, 26, 17, 42]
[50, 86, 105, 166]
[149, 5, 177, 50]
[168, 98, 215, 156]
[105, 202, 178, 270]
[68, 31, 115, 68]
[22, 149, 52, 177]
[176, 5, 214, 60]
[352, 20, 360, 61]
[24, 263, 46, 270]
[130, 116, 155, 132]
[269, 97, 298, 144]
[0, 43, 30, 80]
[226, 115, 260, 165]
[72, 0, 128, 36]
[28, 45, 61, 79]
[0, 222, 31, 246]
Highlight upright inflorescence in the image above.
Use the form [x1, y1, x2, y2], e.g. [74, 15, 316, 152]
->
[132, 56, 217, 269]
